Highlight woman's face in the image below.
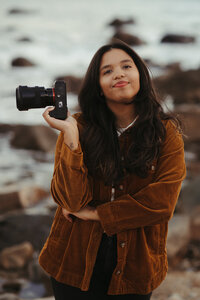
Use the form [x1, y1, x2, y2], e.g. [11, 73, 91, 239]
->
[99, 48, 140, 106]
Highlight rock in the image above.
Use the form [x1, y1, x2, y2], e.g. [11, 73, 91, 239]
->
[0, 189, 21, 213]
[190, 206, 200, 241]
[180, 176, 200, 213]
[165, 62, 182, 73]
[8, 8, 32, 14]
[172, 108, 200, 171]
[186, 160, 200, 181]
[111, 31, 145, 46]
[55, 75, 83, 95]
[11, 57, 35, 67]
[0, 294, 19, 300]
[177, 110, 200, 142]
[0, 242, 34, 269]
[167, 214, 190, 267]
[0, 185, 49, 214]
[108, 18, 135, 28]
[10, 124, 58, 152]
[32, 298, 54, 300]
[28, 252, 45, 283]
[154, 68, 200, 105]
[167, 294, 183, 300]
[2, 281, 21, 293]
[17, 37, 32, 42]
[0, 213, 53, 251]
[183, 240, 200, 270]
[19, 186, 49, 208]
[152, 270, 200, 300]
[161, 34, 196, 44]
[18, 281, 46, 299]
[0, 124, 14, 134]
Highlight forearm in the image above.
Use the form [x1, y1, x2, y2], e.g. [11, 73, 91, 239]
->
[51, 141, 93, 212]
[63, 130, 78, 150]
[97, 179, 184, 235]
[62, 206, 100, 222]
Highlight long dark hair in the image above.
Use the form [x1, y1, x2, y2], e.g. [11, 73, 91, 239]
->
[78, 40, 180, 184]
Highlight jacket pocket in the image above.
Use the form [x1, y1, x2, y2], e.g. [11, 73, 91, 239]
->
[50, 207, 73, 241]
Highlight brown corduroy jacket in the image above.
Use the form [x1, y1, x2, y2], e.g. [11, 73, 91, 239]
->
[39, 113, 186, 295]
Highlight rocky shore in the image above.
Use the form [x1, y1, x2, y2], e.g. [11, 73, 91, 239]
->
[1, 15, 200, 300]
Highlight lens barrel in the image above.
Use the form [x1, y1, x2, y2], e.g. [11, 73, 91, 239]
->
[16, 86, 54, 111]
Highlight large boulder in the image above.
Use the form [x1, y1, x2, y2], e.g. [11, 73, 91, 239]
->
[175, 108, 200, 142]
[108, 18, 135, 28]
[161, 33, 196, 44]
[8, 8, 33, 15]
[0, 185, 49, 214]
[0, 213, 53, 251]
[0, 242, 34, 269]
[154, 68, 200, 105]
[0, 124, 14, 134]
[190, 206, 200, 241]
[167, 214, 190, 267]
[17, 37, 32, 43]
[10, 124, 58, 152]
[0, 294, 19, 300]
[110, 31, 145, 46]
[152, 270, 200, 300]
[180, 176, 200, 214]
[11, 57, 35, 67]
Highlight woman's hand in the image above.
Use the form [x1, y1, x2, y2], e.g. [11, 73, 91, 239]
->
[62, 206, 100, 223]
[43, 107, 79, 150]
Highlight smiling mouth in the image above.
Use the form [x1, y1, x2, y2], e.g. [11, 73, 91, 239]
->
[113, 81, 129, 88]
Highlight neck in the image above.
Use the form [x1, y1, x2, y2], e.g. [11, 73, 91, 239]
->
[108, 103, 136, 128]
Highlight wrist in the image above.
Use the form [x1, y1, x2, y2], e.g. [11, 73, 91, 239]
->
[92, 208, 100, 221]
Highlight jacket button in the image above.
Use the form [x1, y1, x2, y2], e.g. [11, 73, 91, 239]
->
[116, 270, 121, 275]
[120, 242, 126, 248]
[119, 185, 123, 190]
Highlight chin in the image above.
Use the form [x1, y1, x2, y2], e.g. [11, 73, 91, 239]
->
[118, 97, 135, 105]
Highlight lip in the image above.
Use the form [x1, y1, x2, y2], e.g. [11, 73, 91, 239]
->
[113, 81, 129, 88]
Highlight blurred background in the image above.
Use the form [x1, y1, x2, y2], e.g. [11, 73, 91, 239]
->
[0, 0, 200, 299]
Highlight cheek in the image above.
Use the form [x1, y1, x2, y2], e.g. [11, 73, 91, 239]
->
[100, 79, 110, 95]
[134, 74, 140, 90]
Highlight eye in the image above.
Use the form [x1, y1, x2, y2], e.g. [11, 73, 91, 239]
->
[103, 69, 112, 75]
[123, 65, 132, 69]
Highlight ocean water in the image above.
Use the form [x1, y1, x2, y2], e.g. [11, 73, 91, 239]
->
[0, 0, 199, 190]
[0, 0, 200, 125]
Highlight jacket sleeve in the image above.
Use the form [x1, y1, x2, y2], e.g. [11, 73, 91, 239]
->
[50, 132, 93, 212]
[97, 121, 186, 236]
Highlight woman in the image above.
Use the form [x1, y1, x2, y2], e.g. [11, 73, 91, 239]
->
[39, 41, 186, 299]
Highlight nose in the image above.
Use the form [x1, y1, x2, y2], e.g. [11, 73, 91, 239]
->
[113, 68, 125, 79]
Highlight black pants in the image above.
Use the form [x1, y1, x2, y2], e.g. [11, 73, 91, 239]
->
[51, 234, 152, 300]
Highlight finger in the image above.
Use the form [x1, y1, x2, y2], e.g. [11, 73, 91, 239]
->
[42, 107, 54, 121]
[65, 215, 73, 223]
[62, 208, 73, 223]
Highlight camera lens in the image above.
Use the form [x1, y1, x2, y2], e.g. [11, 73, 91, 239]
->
[16, 86, 55, 111]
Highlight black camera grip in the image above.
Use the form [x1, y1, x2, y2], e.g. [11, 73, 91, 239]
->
[49, 81, 68, 120]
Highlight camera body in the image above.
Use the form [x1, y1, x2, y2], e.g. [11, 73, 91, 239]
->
[16, 80, 68, 120]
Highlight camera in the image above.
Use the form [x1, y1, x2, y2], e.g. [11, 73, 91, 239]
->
[16, 80, 68, 120]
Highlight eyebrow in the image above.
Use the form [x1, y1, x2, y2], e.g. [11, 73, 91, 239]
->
[100, 59, 133, 72]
